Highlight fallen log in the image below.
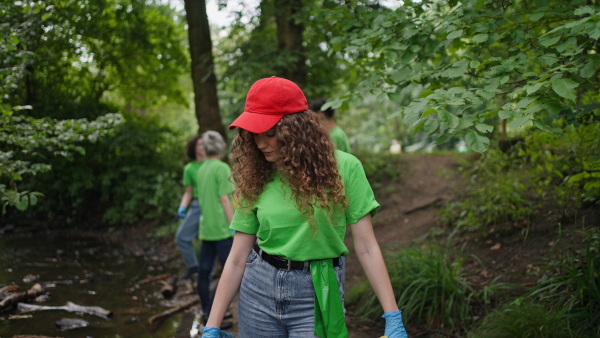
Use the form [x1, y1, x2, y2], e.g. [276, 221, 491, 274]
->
[136, 273, 170, 286]
[0, 284, 43, 310]
[148, 297, 199, 324]
[0, 285, 20, 299]
[160, 275, 178, 299]
[17, 301, 112, 319]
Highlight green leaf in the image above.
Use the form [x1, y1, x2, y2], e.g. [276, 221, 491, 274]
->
[473, 34, 488, 43]
[585, 22, 600, 39]
[470, 60, 480, 69]
[447, 29, 463, 40]
[475, 123, 494, 133]
[539, 35, 560, 47]
[530, 12, 544, 21]
[508, 115, 530, 129]
[516, 97, 538, 109]
[423, 119, 439, 135]
[422, 108, 437, 118]
[16, 196, 29, 211]
[419, 89, 434, 98]
[476, 89, 495, 101]
[574, 6, 595, 16]
[439, 110, 459, 129]
[551, 78, 578, 101]
[456, 116, 477, 130]
[29, 194, 38, 206]
[388, 92, 403, 102]
[580, 62, 597, 78]
[526, 104, 543, 115]
[498, 110, 516, 120]
[526, 82, 544, 95]
[390, 68, 412, 83]
[447, 60, 469, 78]
[465, 130, 489, 153]
[435, 133, 453, 145]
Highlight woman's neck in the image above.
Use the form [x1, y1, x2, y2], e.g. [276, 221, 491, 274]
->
[208, 155, 220, 160]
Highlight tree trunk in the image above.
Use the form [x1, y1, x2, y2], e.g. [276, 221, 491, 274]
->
[275, 0, 306, 88]
[183, 0, 226, 138]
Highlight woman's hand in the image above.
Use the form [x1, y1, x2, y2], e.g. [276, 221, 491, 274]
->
[382, 310, 408, 338]
[201, 327, 220, 338]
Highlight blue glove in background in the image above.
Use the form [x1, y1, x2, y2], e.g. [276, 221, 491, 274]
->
[202, 327, 220, 338]
[382, 310, 408, 338]
[177, 205, 187, 218]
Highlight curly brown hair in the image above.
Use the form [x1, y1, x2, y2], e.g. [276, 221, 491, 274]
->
[230, 110, 347, 232]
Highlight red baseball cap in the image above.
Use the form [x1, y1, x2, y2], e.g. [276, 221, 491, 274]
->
[229, 76, 308, 133]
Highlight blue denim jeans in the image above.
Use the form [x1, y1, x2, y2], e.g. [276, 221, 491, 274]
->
[175, 199, 201, 269]
[238, 250, 345, 338]
[197, 237, 233, 316]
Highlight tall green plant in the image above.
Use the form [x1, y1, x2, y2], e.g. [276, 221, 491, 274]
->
[349, 243, 491, 331]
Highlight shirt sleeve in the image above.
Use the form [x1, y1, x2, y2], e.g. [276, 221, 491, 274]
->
[342, 154, 380, 224]
[230, 205, 260, 234]
[182, 164, 192, 186]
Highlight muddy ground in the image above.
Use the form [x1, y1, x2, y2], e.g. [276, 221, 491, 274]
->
[109, 153, 598, 337]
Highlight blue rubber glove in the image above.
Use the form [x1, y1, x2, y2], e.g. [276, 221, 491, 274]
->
[177, 205, 187, 218]
[382, 310, 408, 338]
[202, 327, 220, 338]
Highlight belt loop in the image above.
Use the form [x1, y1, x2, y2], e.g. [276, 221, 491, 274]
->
[304, 261, 309, 271]
[286, 260, 291, 271]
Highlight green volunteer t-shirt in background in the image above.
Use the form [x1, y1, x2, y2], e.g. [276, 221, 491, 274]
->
[329, 126, 351, 153]
[183, 161, 204, 198]
[230, 150, 379, 261]
[196, 159, 234, 241]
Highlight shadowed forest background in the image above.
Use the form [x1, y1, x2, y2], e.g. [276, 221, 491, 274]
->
[1, 0, 599, 337]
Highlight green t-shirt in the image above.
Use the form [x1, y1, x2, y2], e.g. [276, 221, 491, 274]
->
[196, 159, 234, 241]
[330, 126, 351, 153]
[230, 150, 379, 261]
[183, 161, 204, 198]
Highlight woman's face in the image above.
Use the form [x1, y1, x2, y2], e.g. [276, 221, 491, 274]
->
[253, 128, 279, 162]
[195, 139, 206, 157]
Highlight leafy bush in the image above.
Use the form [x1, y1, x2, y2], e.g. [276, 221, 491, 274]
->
[438, 149, 536, 231]
[349, 243, 497, 331]
[13, 113, 186, 227]
[439, 122, 600, 233]
[0, 106, 124, 215]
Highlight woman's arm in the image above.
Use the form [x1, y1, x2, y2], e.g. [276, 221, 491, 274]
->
[219, 195, 234, 224]
[179, 185, 193, 207]
[349, 213, 399, 313]
[205, 231, 256, 328]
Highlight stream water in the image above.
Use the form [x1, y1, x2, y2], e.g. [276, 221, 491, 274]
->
[0, 230, 196, 338]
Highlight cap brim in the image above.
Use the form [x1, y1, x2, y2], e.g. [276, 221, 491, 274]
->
[228, 111, 284, 133]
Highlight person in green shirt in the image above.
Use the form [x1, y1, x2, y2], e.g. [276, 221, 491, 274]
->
[175, 135, 205, 281]
[309, 98, 351, 153]
[195, 131, 234, 327]
[202, 77, 408, 338]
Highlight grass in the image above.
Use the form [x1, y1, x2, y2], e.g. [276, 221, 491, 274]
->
[348, 243, 493, 332]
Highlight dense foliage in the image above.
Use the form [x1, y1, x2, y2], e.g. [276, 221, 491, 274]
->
[1, 0, 192, 225]
[317, 0, 600, 152]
